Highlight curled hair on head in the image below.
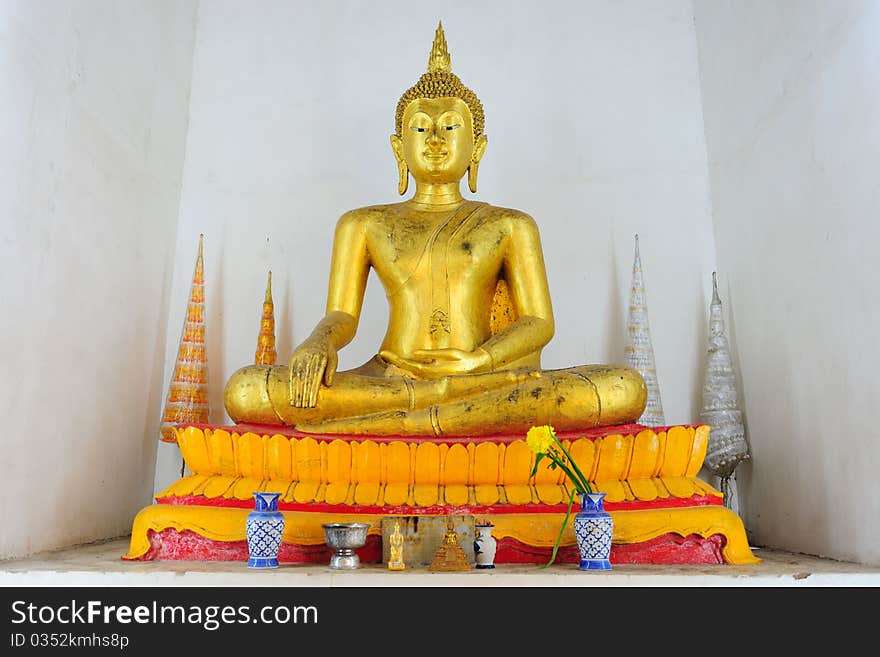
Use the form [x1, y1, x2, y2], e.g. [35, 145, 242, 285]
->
[395, 73, 485, 138]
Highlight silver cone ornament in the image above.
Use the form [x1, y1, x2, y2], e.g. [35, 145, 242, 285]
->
[700, 272, 750, 504]
[624, 235, 665, 426]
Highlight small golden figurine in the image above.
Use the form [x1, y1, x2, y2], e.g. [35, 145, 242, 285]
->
[388, 519, 406, 571]
[429, 516, 471, 572]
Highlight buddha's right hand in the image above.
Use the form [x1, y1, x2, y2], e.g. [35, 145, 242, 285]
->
[288, 339, 338, 407]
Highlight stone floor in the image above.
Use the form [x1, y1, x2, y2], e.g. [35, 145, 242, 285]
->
[2, 537, 879, 586]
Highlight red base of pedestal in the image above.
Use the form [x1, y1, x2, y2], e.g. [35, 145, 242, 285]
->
[138, 528, 725, 565]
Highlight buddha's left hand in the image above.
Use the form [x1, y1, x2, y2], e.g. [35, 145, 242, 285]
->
[380, 348, 491, 379]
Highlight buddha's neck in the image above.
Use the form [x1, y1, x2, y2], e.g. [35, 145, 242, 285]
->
[408, 181, 465, 210]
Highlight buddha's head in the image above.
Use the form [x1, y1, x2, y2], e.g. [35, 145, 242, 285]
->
[390, 22, 488, 195]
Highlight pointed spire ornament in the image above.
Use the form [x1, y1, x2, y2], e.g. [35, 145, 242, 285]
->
[254, 270, 277, 366]
[427, 21, 452, 74]
[624, 235, 665, 426]
[160, 235, 209, 443]
[700, 272, 750, 507]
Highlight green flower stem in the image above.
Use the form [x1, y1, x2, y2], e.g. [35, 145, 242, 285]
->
[546, 453, 589, 496]
[550, 433, 592, 494]
[540, 486, 577, 569]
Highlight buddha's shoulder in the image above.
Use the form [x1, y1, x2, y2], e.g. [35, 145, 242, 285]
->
[478, 203, 542, 233]
[334, 204, 401, 229]
[479, 203, 536, 222]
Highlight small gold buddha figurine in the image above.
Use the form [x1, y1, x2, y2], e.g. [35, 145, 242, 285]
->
[224, 22, 647, 436]
[428, 516, 471, 572]
[388, 519, 405, 571]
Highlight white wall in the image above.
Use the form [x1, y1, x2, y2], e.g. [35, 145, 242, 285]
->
[694, 0, 880, 564]
[0, 0, 198, 558]
[155, 0, 718, 490]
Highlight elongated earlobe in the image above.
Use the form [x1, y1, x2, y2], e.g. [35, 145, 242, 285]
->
[397, 161, 409, 195]
[468, 133, 488, 194]
[390, 134, 408, 195]
[467, 163, 479, 193]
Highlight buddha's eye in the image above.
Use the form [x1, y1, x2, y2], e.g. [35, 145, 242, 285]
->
[442, 124, 461, 131]
[410, 126, 428, 133]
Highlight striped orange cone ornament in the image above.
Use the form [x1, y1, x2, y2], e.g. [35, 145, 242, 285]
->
[159, 234, 209, 443]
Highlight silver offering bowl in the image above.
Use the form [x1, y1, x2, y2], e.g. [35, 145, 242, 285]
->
[322, 522, 371, 570]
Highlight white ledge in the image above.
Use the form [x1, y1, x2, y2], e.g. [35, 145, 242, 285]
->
[2, 538, 880, 587]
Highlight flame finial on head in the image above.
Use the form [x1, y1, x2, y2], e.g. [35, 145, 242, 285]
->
[428, 21, 452, 74]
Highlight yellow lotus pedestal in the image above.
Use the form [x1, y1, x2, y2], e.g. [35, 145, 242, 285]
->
[125, 423, 759, 565]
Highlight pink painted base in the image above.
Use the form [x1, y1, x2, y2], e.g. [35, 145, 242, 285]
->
[493, 534, 725, 565]
[141, 529, 383, 563]
[134, 528, 725, 565]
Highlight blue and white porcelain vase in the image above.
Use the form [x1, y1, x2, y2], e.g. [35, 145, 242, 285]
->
[246, 492, 284, 568]
[574, 491, 613, 570]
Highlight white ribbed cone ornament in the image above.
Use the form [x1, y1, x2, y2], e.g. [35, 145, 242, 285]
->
[624, 235, 665, 426]
[700, 272, 750, 505]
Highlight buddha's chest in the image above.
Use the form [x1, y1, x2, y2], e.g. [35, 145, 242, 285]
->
[367, 210, 507, 289]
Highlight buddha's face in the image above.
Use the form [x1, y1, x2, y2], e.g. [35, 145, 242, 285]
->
[391, 97, 486, 185]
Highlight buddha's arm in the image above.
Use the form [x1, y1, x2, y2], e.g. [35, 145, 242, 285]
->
[478, 212, 554, 367]
[289, 211, 370, 407]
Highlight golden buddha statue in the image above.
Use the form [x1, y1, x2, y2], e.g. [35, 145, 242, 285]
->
[224, 22, 647, 436]
[428, 515, 471, 572]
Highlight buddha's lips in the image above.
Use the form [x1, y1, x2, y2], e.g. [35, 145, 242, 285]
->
[423, 151, 448, 160]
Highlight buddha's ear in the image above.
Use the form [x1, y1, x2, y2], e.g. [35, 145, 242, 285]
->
[468, 134, 488, 194]
[472, 134, 488, 165]
[390, 134, 405, 163]
[390, 134, 409, 195]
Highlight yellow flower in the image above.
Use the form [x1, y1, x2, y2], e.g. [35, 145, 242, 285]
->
[526, 425, 555, 455]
